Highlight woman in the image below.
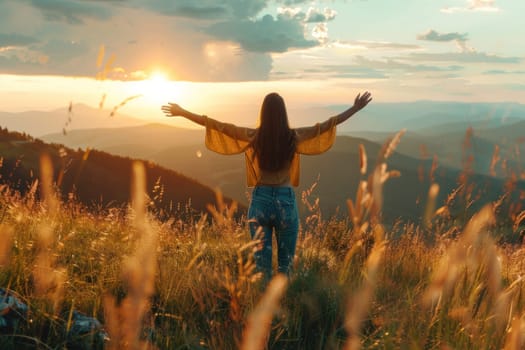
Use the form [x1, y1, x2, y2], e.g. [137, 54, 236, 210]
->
[161, 91, 372, 281]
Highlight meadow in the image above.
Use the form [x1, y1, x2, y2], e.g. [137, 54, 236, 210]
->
[1, 132, 525, 350]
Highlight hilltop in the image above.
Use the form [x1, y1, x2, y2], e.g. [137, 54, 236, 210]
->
[0, 127, 240, 218]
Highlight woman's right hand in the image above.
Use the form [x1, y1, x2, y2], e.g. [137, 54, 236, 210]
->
[161, 103, 186, 117]
[353, 91, 372, 111]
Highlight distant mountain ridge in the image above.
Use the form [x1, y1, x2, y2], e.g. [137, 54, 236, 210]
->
[0, 127, 240, 218]
[0, 103, 146, 137]
[333, 100, 525, 133]
[3, 100, 525, 138]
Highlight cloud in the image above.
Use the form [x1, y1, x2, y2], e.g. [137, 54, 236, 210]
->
[0, 33, 40, 47]
[271, 53, 464, 80]
[353, 56, 464, 73]
[163, 4, 229, 19]
[321, 66, 387, 79]
[141, 0, 268, 20]
[441, 0, 501, 13]
[417, 30, 468, 42]
[0, 39, 91, 76]
[27, 0, 115, 24]
[203, 41, 273, 81]
[506, 84, 525, 91]
[0, 1, 283, 81]
[332, 40, 421, 50]
[276, 0, 312, 5]
[208, 14, 318, 53]
[271, 65, 388, 80]
[312, 23, 328, 43]
[417, 29, 473, 52]
[483, 69, 525, 75]
[141, 0, 231, 19]
[278, 6, 337, 23]
[277, 7, 303, 20]
[0, 2, 278, 82]
[400, 52, 522, 64]
[0, 48, 48, 67]
[304, 7, 337, 23]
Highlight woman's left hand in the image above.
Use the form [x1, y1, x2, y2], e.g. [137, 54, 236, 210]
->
[353, 91, 372, 110]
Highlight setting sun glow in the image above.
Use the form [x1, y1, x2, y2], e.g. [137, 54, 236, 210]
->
[123, 70, 185, 108]
[141, 71, 174, 104]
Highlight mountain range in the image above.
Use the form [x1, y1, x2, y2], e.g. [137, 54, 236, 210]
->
[2, 101, 524, 223]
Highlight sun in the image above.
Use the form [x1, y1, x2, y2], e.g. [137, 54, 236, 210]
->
[149, 71, 168, 84]
[142, 71, 172, 102]
[126, 70, 181, 106]
[122, 69, 190, 116]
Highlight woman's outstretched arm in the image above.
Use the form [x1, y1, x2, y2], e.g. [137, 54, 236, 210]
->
[161, 103, 206, 126]
[161, 102, 255, 144]
[295, 91, 372, 144]
[332, 91, 372, 126]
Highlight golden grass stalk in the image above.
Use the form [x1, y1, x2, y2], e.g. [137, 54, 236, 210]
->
[490, 144, 501, 177]
[344, 238, 386, 350]
[39, 154, 59, 215]
[99, 93, 107, 110]
[503, 315, 525, 350]
[109, 95, 142, 117]
[514, 210, 525, 232]
[104, 162, 159, 350]
[424, 183, 440, 228]
[359, 144, 367, 175]
[0, 224, 13, 266]
[381, 129, 406, 161]
[206, 188, 238, 229]
[96, 45, 105, 68]
[493, 276, 524, 329]
[429, 155, 438, 182]
[240, 274, 288, 350]
[33, 154, 65, 313]
[423, 204, 497, 307]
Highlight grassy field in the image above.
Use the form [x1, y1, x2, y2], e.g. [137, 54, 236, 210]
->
[1, 140, 525, 350]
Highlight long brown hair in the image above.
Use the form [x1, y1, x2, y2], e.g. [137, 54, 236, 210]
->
[253, 93, 297, 172]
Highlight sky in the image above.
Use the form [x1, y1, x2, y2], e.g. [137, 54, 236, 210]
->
[0, 0, 524, 126]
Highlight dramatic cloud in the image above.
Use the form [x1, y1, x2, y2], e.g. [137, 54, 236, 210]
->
[0, 0, 310, 80]
[1, 0, 518, 88]
[0, 0, 336, 81]
[441, 0, 501, 13]
[208, 15, 318, 53]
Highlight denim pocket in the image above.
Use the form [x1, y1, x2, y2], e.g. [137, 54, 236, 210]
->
[276, 197, 298, 230]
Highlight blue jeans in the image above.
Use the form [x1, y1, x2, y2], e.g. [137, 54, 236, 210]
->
[248, 186, 299, 281]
